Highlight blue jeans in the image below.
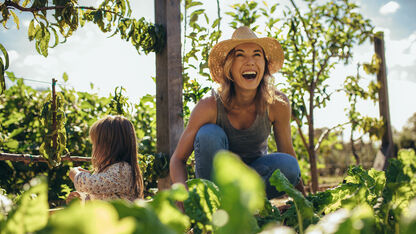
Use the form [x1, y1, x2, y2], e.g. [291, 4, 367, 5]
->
[194, 124, 301, 199]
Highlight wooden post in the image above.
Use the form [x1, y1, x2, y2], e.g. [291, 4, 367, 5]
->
[155, 0, 183, 190]
[372, 32, 395, 170]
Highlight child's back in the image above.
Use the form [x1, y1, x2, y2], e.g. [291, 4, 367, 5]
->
[74, 161, 137, 201]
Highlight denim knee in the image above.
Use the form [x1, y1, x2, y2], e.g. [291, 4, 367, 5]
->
[195, 124, 228, 144]
[278, 155, 301, 185]
[250, 153, 301, 199]
[194, 124, 229, 180]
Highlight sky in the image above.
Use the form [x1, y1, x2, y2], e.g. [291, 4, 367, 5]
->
[1, 0, 416, 133]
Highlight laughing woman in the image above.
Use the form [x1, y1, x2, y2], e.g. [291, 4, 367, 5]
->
[170, 26, 305, 199]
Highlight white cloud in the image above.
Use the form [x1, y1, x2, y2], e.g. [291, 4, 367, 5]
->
[372, 28, 416, 69]
[385, 31, 416, 68]
[7, 50, 19, 63]
[379, 1, 400, 15]
[21, 54, 58, 69]
[22, 55, 45, 66]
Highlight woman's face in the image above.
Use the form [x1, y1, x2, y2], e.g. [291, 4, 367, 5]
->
[230, 43, 266, 92]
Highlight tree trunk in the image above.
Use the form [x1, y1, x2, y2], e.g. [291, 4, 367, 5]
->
[308, 84, 318, 193]
[350, 127, 360, 165]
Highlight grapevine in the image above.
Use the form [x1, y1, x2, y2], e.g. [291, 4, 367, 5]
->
[39, 79, 68, 167]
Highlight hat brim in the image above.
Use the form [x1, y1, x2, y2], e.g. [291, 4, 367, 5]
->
[208, 37, 284, 83]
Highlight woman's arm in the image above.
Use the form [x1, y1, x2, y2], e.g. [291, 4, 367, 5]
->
[269, 91, 307, 196]
[169, 96, 217, 187]
[269, 91, 296, 157]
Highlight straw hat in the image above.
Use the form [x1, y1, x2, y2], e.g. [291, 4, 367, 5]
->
[208, 26, 284, 83]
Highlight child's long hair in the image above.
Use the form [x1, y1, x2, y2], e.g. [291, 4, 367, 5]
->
[89, 115, 143, 199]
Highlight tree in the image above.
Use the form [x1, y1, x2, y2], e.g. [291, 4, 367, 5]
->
[227, 0, 375, 192]
[0, 0, 165, 93]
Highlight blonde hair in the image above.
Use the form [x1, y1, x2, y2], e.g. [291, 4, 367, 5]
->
[89, 115, 143, 199]
[218, 48, 276, 113]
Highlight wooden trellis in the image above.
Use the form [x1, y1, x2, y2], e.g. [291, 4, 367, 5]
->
[1, 78, 91, 163]
[155, 0, 183, 190]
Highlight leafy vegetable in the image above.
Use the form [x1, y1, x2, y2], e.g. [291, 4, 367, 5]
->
[212, 150, 264, 234]
[270, 169, 316, 233]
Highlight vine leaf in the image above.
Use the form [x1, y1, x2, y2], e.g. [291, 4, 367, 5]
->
[39, 92, 68, 167]
[0, 43, 9, 94]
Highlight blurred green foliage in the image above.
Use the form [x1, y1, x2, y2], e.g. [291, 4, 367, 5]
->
[0, 149, 415, 234]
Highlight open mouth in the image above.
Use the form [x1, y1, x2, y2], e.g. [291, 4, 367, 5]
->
[242, 71, 257, 80]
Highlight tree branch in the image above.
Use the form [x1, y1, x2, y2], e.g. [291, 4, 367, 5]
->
[314, 55, 331, 84]
[314, 122, 349, 152]
[289, 0, 312, 42]
[291, 30, 309, 84]
[3, 0, 122, 17]
[294, 116, 309, 151]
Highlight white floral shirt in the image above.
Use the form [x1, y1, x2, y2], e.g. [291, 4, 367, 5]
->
[74, 162, 137, 201]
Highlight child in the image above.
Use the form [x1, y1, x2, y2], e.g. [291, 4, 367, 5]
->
[68, 115, 144, 202]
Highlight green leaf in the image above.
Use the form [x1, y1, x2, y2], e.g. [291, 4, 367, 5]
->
[401, 198, 416, 234]
[150, 184, 190, 233]
[0, 43, 9, 70]
[214, 151, 265, 212]
[184, 178, 221, 227]
[8, 127, 24, 138]
[212, 18, 220, 29]
[186, 1, 203, 10]
[306, 205, 375, 233]
[49, 26, 59, 48]
[62, 72, 69, 82]
[43, 200, 135, 233]
[22, 0, 31, 7]
[4, 139, 19, 149]
[10, 11, 20, 29]
[2, 177, 49, 233]
[0, 65, 4, 94]
[110, 200, 176, 234]
[270, 169, 315, 232]
[28, 20, 35, 41]
[212, 151, 264, 234]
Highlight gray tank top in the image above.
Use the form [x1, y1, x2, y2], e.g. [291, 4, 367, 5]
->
[213, 90, 272, 164]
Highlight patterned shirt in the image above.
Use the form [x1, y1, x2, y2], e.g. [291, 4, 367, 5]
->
[74, 162, 137, 201]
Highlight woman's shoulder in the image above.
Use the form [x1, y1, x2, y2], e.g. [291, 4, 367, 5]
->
[268, 90, 291, 123]
[198, 92, 217, 107]
[189, 93, 217, 126]
[193, 94, 217, 115]
[271, 89, 290, 107]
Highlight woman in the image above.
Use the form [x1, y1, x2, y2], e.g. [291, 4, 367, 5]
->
[170, 26, 305, 199]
